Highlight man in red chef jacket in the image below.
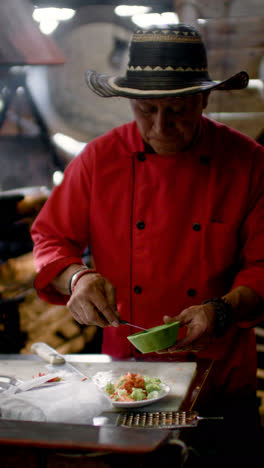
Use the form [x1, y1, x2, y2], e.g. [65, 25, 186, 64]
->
[31, 25, 264, 420]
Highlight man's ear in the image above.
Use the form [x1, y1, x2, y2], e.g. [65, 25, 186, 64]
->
[202, 91, 210, 109]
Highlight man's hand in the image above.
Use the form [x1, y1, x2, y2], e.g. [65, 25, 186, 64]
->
[159, 303, 216, 353]
[67, 272, 120, 328]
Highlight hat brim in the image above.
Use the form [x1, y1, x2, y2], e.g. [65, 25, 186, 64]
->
[85, 70, 249, 98]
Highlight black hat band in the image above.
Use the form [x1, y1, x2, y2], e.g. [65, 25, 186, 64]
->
[128, 41, 208, 71]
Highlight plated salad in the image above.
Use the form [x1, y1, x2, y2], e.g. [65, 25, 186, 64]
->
[104, 372, 164, 402]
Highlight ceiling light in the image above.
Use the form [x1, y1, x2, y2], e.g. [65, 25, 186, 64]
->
[33, 8, 75, 22]
[39, 19, 59, 35]
[114, 5, 151, 17]
[33, 8, 76, 35]
[132, 12, 179, 28]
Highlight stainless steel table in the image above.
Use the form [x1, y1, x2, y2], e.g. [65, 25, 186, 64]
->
[0, 354, 213, 467]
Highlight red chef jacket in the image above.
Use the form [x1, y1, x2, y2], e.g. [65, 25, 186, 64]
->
[31, 116, 264, 400]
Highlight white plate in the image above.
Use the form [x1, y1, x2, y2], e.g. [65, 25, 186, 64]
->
[105, 383, 170, 409]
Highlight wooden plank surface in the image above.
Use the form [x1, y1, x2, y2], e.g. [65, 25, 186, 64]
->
[0, 420, 171, 453]
[199, 16, 264, 49]
[175, 0, 264, 18]
[206, 88, 264, 113]
[206, 48, 264, 79]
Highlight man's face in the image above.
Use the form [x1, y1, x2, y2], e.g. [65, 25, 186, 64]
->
[130, 93, 209, 154]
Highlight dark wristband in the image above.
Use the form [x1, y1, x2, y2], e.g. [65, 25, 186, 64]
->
[202, 297, 234, 337]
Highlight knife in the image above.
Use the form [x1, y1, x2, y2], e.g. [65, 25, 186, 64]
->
[119, 319, 147, 331]
[31, 342, 88, 380]
[98, 311, 147, 331]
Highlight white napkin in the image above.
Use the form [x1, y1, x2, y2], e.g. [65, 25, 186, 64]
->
[0, 373, 113, 424]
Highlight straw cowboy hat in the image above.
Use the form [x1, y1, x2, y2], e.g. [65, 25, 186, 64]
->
[85, 23, 249, 98]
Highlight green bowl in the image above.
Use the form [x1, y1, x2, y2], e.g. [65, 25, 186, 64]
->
[127, 322, 180, 353]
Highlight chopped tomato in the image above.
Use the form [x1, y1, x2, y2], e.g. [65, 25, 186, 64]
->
[32, 372, 62, 382]
[47, 376, 61, 382]
[121, 381, 133, 393]
[133, 375, 145, 389]
[117, 373, 145, 391]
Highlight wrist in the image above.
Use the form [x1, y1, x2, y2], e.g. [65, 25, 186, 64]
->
[68, 267, 96, 295]
[202, 297, 234, 337]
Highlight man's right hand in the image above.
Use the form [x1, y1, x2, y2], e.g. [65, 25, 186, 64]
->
[51, 264, 120, 328]
[67, 271, 120, 327]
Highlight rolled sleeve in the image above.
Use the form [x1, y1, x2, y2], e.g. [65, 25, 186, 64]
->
[34, 257, 84, 304]
[31, 147, 92, 304]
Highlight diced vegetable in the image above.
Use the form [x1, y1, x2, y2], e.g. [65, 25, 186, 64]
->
[105, 382, 115, 394]
[145, 382, 161, 393]
[147, 391, 159, 399]
[131, 388, 147, 401]
[143, 376, 161, 384]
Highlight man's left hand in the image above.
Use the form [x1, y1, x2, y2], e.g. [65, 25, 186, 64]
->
[160, 303, 216, 353]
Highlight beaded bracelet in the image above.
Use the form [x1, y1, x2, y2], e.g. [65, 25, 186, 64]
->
[68, 267, 96, 295]
[202, 297, 234, 337]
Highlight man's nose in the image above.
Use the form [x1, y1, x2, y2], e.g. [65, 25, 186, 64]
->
[153, 110, 171, 133]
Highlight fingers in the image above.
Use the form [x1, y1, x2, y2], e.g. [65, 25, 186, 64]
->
[157, 323, 203, 353]
[162, 305, 214, 354]
[67, 273, 119, 327]
[167, 339, 202, 353]
[91, 287, 119, 326]
[156, 336, 203, 354]
[104, 278, 119, 319]
[167, 318, 207, 352]
[70, 300, 109, 327]
[163, 315, 175, 324]
[156, 344, 201, 354]
[163, 313, 188, 328]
